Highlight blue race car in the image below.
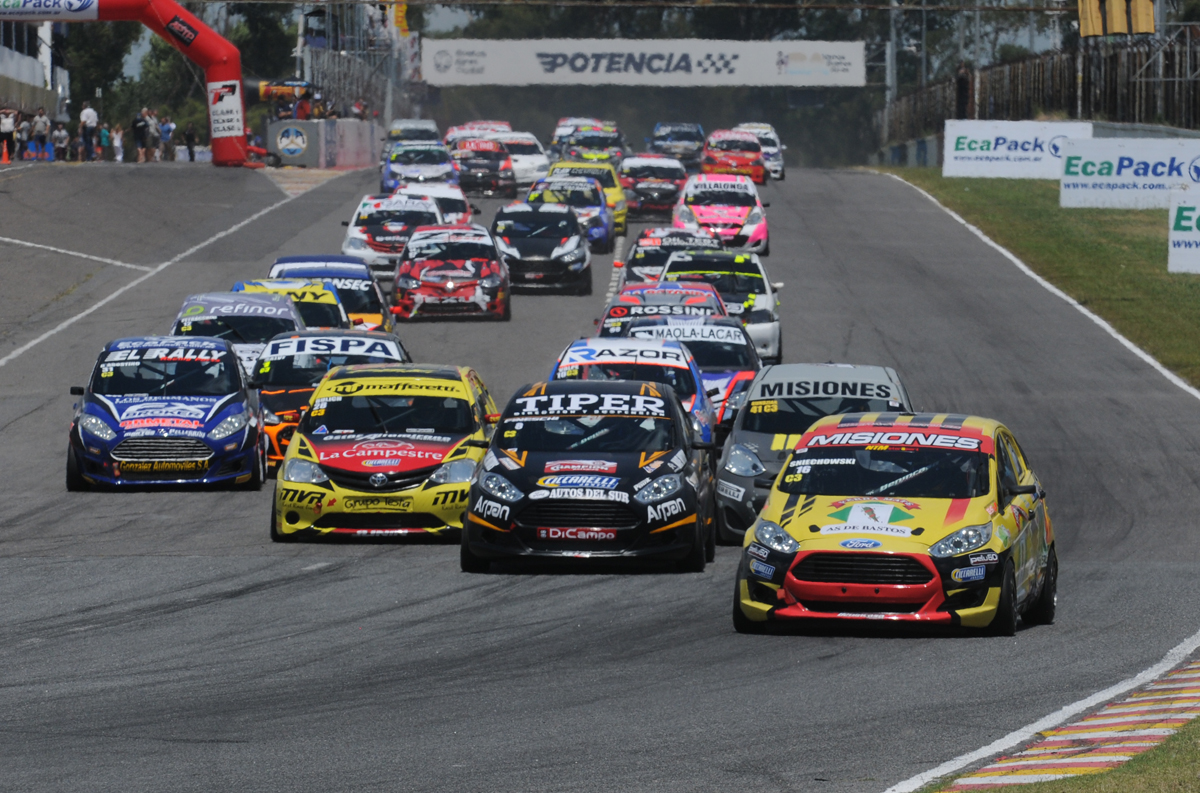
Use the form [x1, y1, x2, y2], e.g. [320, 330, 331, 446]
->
[526, 176, 616, 254]
[66, 336, 266, 490]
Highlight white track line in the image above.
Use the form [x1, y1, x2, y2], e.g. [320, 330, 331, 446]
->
[880, 171, 1200, 793]
[0, 195, 295, 369]
[0, 235, 151, 271]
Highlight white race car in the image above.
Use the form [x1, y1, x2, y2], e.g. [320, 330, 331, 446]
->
[734, 122, 786, 181]
[341, 194, 444, 278]
[394, 182, 478, 225]
[487, 131, 550, 185]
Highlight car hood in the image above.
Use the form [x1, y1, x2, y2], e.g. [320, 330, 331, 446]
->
[656, 141, 702, 154]
[308, 431, 467, 475]
[482, 448, 691, 496]
[89, 393, 242, 436]
[507, 238, 561, 258]
[362, 223, 416, 243]
[692, 205, 751, 225]
[391, 164, 454, 180]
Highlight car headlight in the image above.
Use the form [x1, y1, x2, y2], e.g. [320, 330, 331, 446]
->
[208, 411, 248, 440]
[929, 523, 993, 558]
[480, 274, 504, 289]
[396, 275, 420, 290]
[282, 458, 329, 484]
[724, 443, 766, 477]
[429, 458, 477, 485]
[345, 238, 368, 251]
[633, 473, 682, 504]
[79, 413, 116, 441]
[557, 247, 587, 264]
[480, 471, 523, 503]
[499, 169, 514, 178]
[745, 207, 764, 225]
[263, 410, 282, 426]
[755, 520, 799, 554]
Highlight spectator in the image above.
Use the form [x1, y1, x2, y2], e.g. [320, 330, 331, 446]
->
[132, 108, 148, 163]
[80, 100, 98, 161]
[183, 122, 197, 162]
[99, 123, 111, 161]
[311, 93, 326, 119]
[160, 115, 176, 161]
[16, 113, 29, 160]
[31, 107, 49, 160]
[295, 92, 312, 120]
[51, 122, 68, 161]
[147, 108, 161, 161]
[112, 123, 123, 162]
[0, 105, 14, 160]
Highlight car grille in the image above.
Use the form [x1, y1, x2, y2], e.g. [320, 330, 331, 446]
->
[791, 553, 933, 585]
[517, 501, 640, 529]
[312, 512, 446, 530]
[800, 601, 922, 614]
[111, 438, 213, 460]
[418, 302, 486, 315]
[367, 240, 406, 253]
[321, 463, 439, 493]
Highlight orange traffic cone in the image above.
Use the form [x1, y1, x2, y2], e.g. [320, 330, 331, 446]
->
[1, 141, 9, 164]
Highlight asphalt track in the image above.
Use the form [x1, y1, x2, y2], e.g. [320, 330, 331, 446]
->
[2, 162, 1200, 792]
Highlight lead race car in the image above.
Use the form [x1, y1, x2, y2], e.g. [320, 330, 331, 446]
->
[66, 336, 266, 490]
[615, 227, 720, 288]
[460, 380, 716, 572]
[733, 413, 1057, 635]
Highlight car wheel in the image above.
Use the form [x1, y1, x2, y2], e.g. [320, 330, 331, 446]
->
[778, 170, 786, 182]
[577, 267, 593, 296]
[460, 534, 490, 573]
[66, 447, 88, 492]
[242, 440, 266, 491]
[500, 298, 512, 321]
[732, 578, 766, 634]
[989, 561, 1019, 637]
[761, 238, 770, 256]
[676, 524, 707, 573]
[705, 518, 716, 563]
[1023, 545, 1058, 625]
[269, 505, 294, 543]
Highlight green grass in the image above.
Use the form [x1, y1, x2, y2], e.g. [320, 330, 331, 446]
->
[875, 169, 1200, 387]
[918, 715, 1200, 792]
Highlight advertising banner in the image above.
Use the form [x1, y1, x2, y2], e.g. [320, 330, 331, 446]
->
[0, 0, 98, 21]
[1060, 138, 1200, 208]
[942, 120, 1092, 178]
[1169, 189, 1200, 273]
[207, 80, 244, 139]
[423, 39, 865, 87]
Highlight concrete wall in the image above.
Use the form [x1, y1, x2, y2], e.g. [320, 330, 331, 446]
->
[267, 119, 382, 168]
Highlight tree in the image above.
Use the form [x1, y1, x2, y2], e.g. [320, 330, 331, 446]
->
[58, 21, 142, 121]
[228, 4, 296, 80]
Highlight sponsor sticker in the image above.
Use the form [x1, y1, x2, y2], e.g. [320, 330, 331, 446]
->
[536, 474, 620, 489]
[343, 496, 413, 511]
[716, 479, 745, 501]
[119, 460, 207, 474]
[646, 497, 686, 522]
[548, 488, 630, 503]
[969, 551, 999, 565]
[749, 558, 776, 578]
[537, 527, 618, 541]
[951, 565, 988, 583]
[839, 538, 882, 549]
[746, 543, 771, 560]
[543, 459, 618, 474]
[527, 489, 551, 500]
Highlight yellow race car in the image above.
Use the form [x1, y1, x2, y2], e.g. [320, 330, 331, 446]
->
[270, 363, 500, 540]
[234, 279, 351, 330]
[548, 161, 628, 234]
[733, 413, 1056, 636]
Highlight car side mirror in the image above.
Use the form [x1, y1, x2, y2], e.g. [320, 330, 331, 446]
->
[70, 386, 84, 396]
[485, 412, 501, 424]
[390, 306, 404, 315]
[473, 206, 481, 215]
[761, 201, 771, 207]
[772, 282, 784, 290]
[341, 220, 350, 226]
[692, 439, 715, 450]
[1008, 483, 1041, 497]
[706, 387, 720, 397]
[781, 144, 788, 151]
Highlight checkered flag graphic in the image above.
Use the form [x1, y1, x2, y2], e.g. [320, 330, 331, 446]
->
[697, 53, 739, 75]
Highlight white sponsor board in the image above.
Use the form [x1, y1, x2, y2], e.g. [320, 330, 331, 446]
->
[1169, 190, 1200, 273]
[0, 0, 98, 21]
[1060, 138, 1200, 208]
[207, 80, 245, 140]
[943, 120, 1092, 178]
[423, 39, 865, 87]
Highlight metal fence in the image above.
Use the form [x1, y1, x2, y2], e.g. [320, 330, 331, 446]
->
[880, 30, 1200, 144]
[309, 48, 408, 120]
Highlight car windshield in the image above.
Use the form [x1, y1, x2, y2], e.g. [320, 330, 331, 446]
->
[390, 129, 439, 141]
[91, 356, 238, 396]
[391, 149, 449, 165]
[685, 188, 757, 207]
[355, 209, 439, 226]
[555, 362, 697, 399]
[654, 128, 703, 143]
[779, 448, 990, 499]
[255, 353, 400, 386]
[499, 414, 676, 453]
[624, 163, 687, 180]
[432, 196, 469, 216]
[456, 149, 506, 163]
[174, 316, 296, 344]
[678, 340, 756, 370]
[753, 134, 779, 148]
[741, 397, 896, 434]
[551, 167, 616, 188]
[501, 141, 542, 155]
[404, 240, 496, 261]
[494, 215, 579, 238]
[711, 138, 761, 153]
[662, 259, 766, 294]
[528, 186, 601, 207]
[325, 278, 382, 314]
[299, 394, 474, 435]
[571, 132, 621, 149]
[293, 301, 347, 329]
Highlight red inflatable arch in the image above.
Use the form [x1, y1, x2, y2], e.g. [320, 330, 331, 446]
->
[8, 0, 248, 166]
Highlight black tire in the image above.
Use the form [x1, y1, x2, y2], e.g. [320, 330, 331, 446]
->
[989, 561, 1019, 637]
[460, 534, 491, 573]
[266, 153, 282, 168]
[577, 267, 594, 296]
[500, 298, 512, 321]
[705, 518, 716, 563]
[777, 169, 785, 182]
[241, 439, 266, 491]
[269, 505, 294, 543]
[732, 579, 766, 634]
[1024, 546, 1058, 626]
[761, 238, 770, 256]
[66, 447, 88, 492]
[676, 524, 707, 573]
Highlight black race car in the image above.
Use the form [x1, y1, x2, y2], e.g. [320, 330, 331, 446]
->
[492, 202, 593, 294]
[460, 380, 716, 572]
[452, 139, 517, 198]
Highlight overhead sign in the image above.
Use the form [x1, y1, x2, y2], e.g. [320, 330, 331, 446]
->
[0, 0, 98, 21]
[942, 120, 1093, 178]
[1169, 189, 1200, 273]
[1060, 138, 1200, 208]
[424, 39, 864, 87]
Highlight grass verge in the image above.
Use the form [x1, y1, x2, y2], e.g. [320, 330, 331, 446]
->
[873, 169, 1200, 387]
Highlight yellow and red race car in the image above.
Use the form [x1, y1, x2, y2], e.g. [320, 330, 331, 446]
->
[270, 363, 499, 540]
[733, 413, 1057, 635]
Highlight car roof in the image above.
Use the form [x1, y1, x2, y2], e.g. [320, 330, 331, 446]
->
[104, 335, 231, 352]
[176, 292, 302, 319]
[395, 183, 467, 198]
[551, 161, 617, 173]
[496, 202, 572, 215]
[621, 156, 685, 170]
[390, 118, 438, 130]
[535, 177, 604, 193]
[269, 263, 371, 279]
[326, 363, 465, 381]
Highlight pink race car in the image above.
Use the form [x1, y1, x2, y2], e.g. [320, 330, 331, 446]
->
[671, 173, 770, 256]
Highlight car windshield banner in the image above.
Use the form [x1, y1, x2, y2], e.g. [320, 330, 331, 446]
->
[424, 39, 865, 87]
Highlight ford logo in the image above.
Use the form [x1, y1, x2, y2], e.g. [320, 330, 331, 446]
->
[840, 538, 882, 550]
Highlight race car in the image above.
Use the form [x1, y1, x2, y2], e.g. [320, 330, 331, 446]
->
[170, 292, 305, 374]
[714, 363, 913, 544]
[560, 124, 627, 167]
[615, 227, 720, 288]
[381, 143, 457, 192]
[387, 118, 440, 143]
[527, 176, 615, 253]
[548, 119, 603, 160]
[459, 379, 715, 572]
[673, 174, 770, 255]
[251, 330, 410, 468]
[450, 138, 517, 197]
[625, 316, 761, 441]
[596, 282, 728, 337]
[393, 183, 478, 225]
[268, 257, 394, 333]
[547, 161, 628, 234]
[619, 156, 688, 215]
[732, 413, 1056, 636]
[271, 363, 500, 541]
[647, 122, 706, 168]
[444, 121, 512, 147]
[391, 225, 511, 321]
[701, 129, 766, 185]
[487, 131, 551, 185]
[492, 202, 592, 294]
[549, 337, 717, 446]
[233, 279, 351, 330]
[342, 194, 444, 278]
[66, 336, 266, 491]
[734, 122, 786, 181]
[659, 249, 782, 363]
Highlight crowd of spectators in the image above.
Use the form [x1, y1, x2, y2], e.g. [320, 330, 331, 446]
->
[0, 101, 201, 163]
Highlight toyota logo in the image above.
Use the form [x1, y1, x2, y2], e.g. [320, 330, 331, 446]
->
[369, 473, 388, 487]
